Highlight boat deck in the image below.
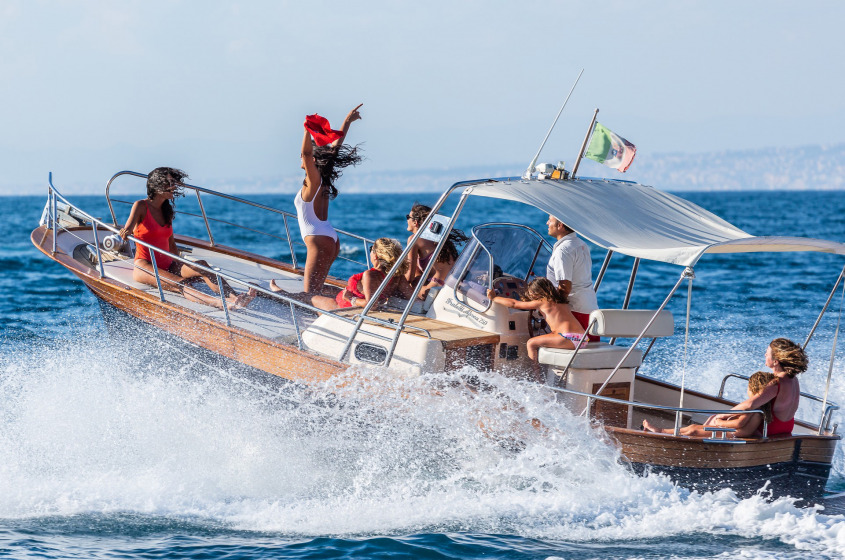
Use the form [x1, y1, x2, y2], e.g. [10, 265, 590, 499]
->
[58, 228, 495, 349]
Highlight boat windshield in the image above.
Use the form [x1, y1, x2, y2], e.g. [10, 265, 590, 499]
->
[445, 224, 551, 309]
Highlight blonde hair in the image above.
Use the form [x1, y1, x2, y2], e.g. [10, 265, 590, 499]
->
[523, 277, 568, 304]
[748, 370, 776, 423]
[372, 238, 408, 275]
[748, 370, 776, 395]
[770, 338, 809, 378]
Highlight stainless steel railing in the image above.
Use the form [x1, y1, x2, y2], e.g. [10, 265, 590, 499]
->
[104, 170, 376, 271]
[546, 380, 770, 438]
[45, 176, 421, 350]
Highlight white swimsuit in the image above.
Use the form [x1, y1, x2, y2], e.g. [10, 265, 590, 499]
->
[294, 185, 338, 242]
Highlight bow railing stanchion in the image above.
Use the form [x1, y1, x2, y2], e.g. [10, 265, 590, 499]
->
[49, 174, 58, 255]
[148, 250, 166, 302]
[91, 224, 105, 278]
[216, 274, 231, 326]
[195, 191, 215, 246]
[282, 214, 298, 269]
[673, 410, 683, 436]
[290, 302, 303, 349]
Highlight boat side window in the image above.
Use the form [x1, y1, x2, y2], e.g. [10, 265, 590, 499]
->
[444, 224, 551, 308]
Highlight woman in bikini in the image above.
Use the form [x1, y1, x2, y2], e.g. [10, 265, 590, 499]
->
[273, 104, 363, 297]
[119, 167, 254, 309]
[404, 203, 467, 299]
[487, 277, 587, 362]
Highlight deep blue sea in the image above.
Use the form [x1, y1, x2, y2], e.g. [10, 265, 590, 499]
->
[3, 182, 845, 559]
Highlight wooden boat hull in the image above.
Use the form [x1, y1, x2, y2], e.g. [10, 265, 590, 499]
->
[32, 223, 840, 502]
[611, 427, 837, 501]
[31, 225, 347, 385]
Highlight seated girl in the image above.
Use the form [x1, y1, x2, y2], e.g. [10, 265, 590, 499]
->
[487, 277, 586, 362]
[272, 237, 412, 312]
[404, 203, 467, 299]
[643, 371, 775, 438]
[120, 167, 255, 310]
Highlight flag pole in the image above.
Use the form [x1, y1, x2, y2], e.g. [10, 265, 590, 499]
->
[522, 69, 584, 180]
[570, 108, 599, 179]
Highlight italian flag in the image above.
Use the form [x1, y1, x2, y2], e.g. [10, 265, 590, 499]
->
[585, 122, 636, 172]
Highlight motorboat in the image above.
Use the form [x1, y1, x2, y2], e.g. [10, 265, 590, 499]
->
[32, 169, 843, 502]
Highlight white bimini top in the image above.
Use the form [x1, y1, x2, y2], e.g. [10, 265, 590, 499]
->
[465, 178, 845, 266]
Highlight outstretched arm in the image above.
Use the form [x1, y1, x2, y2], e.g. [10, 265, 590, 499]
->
[714, 382, 779, 420]
[486, 289, 542, 311]
[332, 103, 363, 148]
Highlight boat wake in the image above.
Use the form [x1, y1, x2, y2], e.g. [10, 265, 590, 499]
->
[1, 336, 844, 555]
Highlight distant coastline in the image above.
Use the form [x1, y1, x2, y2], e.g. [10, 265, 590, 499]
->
[7, 143, 844, 195]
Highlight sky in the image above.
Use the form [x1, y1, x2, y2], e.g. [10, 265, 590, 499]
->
[1, 0, 844, 193]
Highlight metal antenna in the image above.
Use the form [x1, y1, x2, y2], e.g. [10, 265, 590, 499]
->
[523, 68, 584, 179]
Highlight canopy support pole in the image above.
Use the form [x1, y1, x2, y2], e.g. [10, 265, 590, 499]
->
[674, 270, 695, 436]
[819, 278, 845, 434]
[593, 250, 613, 293]
[609, 257, 639, 345]
[582, 267, 693, 417]
[570, 108, 599, 179]
[803, 264, 845, 350]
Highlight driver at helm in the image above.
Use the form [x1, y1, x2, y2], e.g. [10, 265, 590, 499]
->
[545, 214, 598, 334]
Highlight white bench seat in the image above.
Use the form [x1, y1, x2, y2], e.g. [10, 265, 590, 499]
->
[537, 308, 674, 370]
[538, 342, 643, 369]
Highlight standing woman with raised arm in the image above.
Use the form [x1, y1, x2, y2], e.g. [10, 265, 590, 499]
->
[280, 104, 363, 296]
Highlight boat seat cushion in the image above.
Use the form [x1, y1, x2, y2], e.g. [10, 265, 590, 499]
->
[538, 342, 643, 369]
[588, 309, 674, 338]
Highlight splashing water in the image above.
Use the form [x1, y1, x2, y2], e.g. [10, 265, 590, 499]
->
[1, 335, 845, 557]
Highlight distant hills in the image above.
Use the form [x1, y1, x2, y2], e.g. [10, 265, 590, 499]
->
[209, 142, 845, 194]
[14, 143, 845, 195]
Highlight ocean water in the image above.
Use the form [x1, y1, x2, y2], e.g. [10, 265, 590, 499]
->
[3, 183, 845, 559]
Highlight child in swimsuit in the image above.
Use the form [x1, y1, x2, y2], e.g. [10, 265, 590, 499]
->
[487, 277, 587, 363]
[643, 371, 776, 438]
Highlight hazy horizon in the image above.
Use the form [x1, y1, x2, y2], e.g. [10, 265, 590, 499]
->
[2, 1, 844, 194]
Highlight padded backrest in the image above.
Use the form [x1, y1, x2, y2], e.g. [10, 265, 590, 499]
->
[587, 309, 674, 338]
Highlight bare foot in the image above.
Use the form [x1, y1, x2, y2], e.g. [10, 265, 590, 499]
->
[230, 288, 257, 310]
[642, 419, 660, 433]
[269, 279, 282, 293]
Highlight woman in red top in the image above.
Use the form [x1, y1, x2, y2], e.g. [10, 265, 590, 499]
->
[717, 338, 808, 436]
[271, 237, 412, 311]
[119, 167, 254, 309]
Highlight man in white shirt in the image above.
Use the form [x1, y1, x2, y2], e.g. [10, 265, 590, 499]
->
[545, 214, 599, 332]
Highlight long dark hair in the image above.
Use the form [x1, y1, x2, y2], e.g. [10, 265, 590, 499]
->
[409, 202, 469, 263]
[311, 143, 363, 199]
[147, 167, 187, 225]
